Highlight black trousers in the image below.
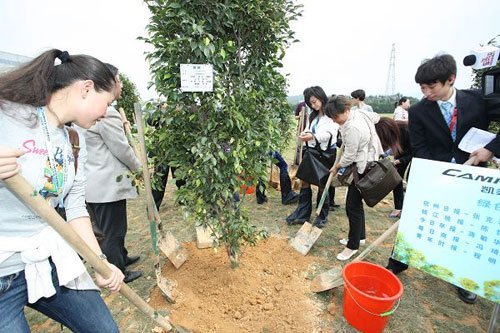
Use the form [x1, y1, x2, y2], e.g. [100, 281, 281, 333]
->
[345, 181, 366, 250]
[152, 165, 185, 210]
[387, 255, 409, 273]
[392, 163, 408, 210]
[88, 200, 128, 273]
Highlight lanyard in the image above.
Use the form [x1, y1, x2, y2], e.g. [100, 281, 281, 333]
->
[37, 107, 69, 208]
[311, 117, 320, 134]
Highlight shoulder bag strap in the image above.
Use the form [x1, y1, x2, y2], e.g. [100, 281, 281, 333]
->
[66, 127, 80, 173]
[359, 112, 384, 159]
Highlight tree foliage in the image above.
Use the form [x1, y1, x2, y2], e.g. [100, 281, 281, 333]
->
[116, 73, 140, 121]
[141, 0, 301, 266]
[365, 94, 420, 114]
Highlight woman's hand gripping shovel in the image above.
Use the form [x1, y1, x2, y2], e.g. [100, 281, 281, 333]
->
[289, 145, 343, 256]
[3, 174, 175, 331]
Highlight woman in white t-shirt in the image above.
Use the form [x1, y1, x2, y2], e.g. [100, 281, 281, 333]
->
[286, 86, 339, 228]
[392, 97, 411, 122]
[0, 49, 123, 332]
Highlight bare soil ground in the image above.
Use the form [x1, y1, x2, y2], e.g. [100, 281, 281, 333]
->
[27, 182, 495, 332]
[26, 128, 497, 332]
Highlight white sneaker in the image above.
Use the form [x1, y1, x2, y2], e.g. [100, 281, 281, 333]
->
[336, 248, 359, 261]
[339, 239, 366, 246]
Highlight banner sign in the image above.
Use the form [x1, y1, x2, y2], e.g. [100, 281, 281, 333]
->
[394, 158, 500, 303]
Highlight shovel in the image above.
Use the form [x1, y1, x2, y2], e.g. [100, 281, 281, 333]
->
[132, 103, 187, 302]
[3, 174, 174, 332]
[290, 222, 323, 255]
[118, 107, 141, 159]
[291, 106, 306, 175]
[315, 144, 345, 216]
[131, 104, 187, 268]
[310, 220, 400, 292]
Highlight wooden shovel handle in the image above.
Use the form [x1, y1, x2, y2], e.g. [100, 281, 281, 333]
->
[119, 107, 142, 161]
[315, 173, 334, 216]
[3, 174, 172, 331]
[133, 103, 157, 224]
[315, 145, 344, 216]
[353, 220, 400, 262]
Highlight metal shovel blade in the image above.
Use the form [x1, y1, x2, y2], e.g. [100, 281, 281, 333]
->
[310, 267, 343, 292]
[158, 232, 188, 269]
[289, 222, 323, 255]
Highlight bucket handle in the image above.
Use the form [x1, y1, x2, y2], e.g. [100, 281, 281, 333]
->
[345, 286, 401, 317]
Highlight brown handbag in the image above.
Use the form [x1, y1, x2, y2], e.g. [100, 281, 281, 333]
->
[352, 158, 402, 207]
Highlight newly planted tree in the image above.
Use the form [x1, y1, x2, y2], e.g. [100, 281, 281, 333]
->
[141, 0, 301, 266]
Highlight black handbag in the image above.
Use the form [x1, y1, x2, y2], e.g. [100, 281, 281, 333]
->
[296, 135, 336, 187]
[352, 158, 402, 207]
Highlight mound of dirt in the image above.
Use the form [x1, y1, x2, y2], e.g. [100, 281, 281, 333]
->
[149, 236, 326, 332]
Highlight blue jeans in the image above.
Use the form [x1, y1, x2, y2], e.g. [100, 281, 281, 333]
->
[0, 261, 118, 333]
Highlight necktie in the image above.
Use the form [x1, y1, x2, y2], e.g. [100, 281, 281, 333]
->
[440, 101, 453, 126]
[440, 101, 456, 141]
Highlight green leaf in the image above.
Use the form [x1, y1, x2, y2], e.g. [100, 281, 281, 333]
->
[142, 0, 303, 267]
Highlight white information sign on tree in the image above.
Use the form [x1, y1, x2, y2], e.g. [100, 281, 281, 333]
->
[180, 64, 213, 92]
[394, 158, 500, 303]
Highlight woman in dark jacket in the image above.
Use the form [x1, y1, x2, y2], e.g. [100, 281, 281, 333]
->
[375, 118, 412, 218]
[375, 117, 412, 273]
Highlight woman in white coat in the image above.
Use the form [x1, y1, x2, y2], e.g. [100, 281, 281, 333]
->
[327, 95, 383, 260]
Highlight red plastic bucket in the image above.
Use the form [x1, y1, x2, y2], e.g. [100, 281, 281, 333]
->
[342, 262, 403, 333]
[238, 177, 255, 194]
[240, 183, 255, 194]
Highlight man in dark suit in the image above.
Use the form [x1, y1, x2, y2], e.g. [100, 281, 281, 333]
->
[406, 54, 500, 304]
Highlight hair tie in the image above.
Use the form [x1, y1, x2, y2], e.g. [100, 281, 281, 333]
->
[57, 51, 70, 64]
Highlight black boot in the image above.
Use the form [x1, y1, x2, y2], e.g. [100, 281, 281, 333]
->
[256, 180, 268, 204]
[314, 189, 330, 228]
[329, 186, 340, 211]
[286, 187, 312, 225]
[280, 173, 298, 205]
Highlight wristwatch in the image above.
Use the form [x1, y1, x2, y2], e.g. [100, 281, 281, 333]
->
[98, 253, 107, 260]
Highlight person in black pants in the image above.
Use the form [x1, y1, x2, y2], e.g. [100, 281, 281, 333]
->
[286, 86, 339, 228]
[375, 118, 412, 219]
[84, 64, 142, 283]
[255, 151, 298, 205]
[374, 117, 412, 274]
[151, 164, 186, 210]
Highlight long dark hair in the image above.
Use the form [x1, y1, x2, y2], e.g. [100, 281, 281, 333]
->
[0, 49, 116, 107]
[375, 117, 404, 156]
[397, 97, 408, 106]
[303, 86, 328, 123]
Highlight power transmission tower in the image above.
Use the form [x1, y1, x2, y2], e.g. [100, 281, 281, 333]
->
[385, 43, 396, 96]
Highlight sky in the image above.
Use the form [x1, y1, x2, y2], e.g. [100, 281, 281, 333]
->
[0, 0, 499, 100]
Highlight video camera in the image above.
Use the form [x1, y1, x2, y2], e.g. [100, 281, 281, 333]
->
[463, 45, 500, 99]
